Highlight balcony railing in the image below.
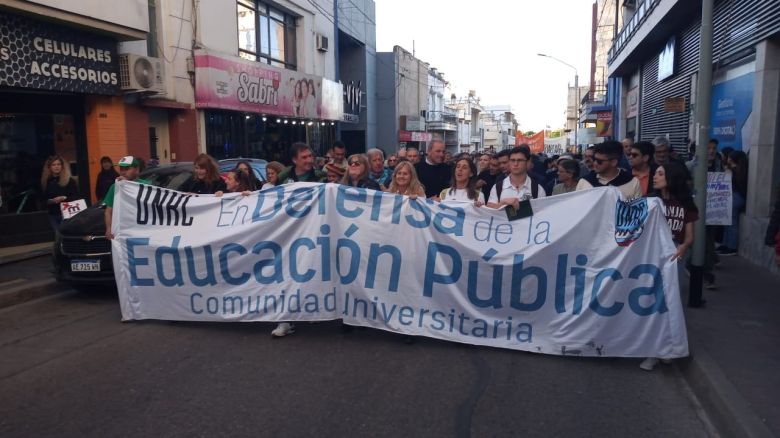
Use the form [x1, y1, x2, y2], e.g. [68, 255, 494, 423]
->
[607, 0, 661, 65]
[427, 121, 457, 131]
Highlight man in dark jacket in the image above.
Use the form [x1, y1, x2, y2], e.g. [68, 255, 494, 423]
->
[415, 139, 450, 199]
[278, 143, 326, 183]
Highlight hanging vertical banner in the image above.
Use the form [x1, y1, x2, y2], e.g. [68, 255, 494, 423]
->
[112, 182, 688, 359]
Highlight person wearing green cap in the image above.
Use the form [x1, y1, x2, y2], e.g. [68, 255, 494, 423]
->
[104, 156, 150, 239]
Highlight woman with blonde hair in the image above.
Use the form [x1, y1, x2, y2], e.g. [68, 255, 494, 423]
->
[341, 154, 380, 190]
[40, 155, 78, 230]
[263, 161, 285, 188]
[180, 153, 226, 195]
[386, 160, 425, 198]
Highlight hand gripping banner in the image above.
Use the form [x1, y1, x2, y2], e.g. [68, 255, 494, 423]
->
[112, 181, 688, 358]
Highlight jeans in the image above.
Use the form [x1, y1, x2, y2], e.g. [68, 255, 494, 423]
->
[48, 213, 62, 234]
[723, 191, 745, 250]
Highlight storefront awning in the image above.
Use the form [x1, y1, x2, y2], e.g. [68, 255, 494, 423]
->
[587, 105, 612, 115]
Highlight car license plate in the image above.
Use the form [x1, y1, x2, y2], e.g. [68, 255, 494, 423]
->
[71, 260, 100, 272]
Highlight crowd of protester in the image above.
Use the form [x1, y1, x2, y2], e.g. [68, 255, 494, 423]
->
[47, 132, 780, 365]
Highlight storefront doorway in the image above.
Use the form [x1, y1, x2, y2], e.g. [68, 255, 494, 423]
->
[0, 91, 88, 246]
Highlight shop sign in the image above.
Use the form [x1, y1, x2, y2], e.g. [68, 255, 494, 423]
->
[194, 49, 344, 121]
[0, 10, 120, 95]
[403, 116, 426, 131]
[399, 130, 432, 142]
[663, 97, 686, 113]
[342, 79, 361, 124]
[596, 111, 613, 137]
[626, 87, 639, 119]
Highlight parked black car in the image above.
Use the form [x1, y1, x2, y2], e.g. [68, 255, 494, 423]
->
[52, 163, 194, 286]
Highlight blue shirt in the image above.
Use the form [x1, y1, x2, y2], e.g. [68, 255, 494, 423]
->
[369, 167, 392, 187]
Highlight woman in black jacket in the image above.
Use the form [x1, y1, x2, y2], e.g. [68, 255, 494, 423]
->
[40, 155, 78, 231]
[180, 153, 226, 195]
[95, 156, 119, 202]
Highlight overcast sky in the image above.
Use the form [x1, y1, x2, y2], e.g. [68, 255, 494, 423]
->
[374, 0, 594, 133]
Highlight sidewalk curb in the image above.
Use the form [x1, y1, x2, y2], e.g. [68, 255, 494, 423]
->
[0, 248, 51, 266]
[0, 278, 71, 310]
[680, 333, 775, 438]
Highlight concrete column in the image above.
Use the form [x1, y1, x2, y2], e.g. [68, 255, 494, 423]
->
[747, 38, 780, 217]
[741, 38, 780, 272]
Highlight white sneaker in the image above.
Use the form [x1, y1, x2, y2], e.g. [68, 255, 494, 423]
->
[660, 359, 673, 365]
[639, 357, 659, 371]
[271, 322, 295, 337]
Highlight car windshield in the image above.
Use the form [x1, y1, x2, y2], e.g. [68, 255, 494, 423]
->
[140, 167, 194, 191]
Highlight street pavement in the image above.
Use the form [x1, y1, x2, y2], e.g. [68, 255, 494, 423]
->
[0, 277, 712, 437]
[2, 249, 778, 437]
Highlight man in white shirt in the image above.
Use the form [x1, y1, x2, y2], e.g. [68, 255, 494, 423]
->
[576, 140, 642, 199]
[487, 146, 546, 208]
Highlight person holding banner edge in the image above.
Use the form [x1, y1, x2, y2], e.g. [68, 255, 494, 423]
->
[487, 145, 546, 209]
[272, 143, 325, 338]
[104, 156, 149, 240]
[640, 160, 700, 371]
[439, 156, 484, 206]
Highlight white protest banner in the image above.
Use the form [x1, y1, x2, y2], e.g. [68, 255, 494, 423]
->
[112, 182, 688, 359]
[706, 171, 732, 225]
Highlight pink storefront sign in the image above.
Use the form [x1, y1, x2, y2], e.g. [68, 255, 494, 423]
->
[194, 49, 343, 120]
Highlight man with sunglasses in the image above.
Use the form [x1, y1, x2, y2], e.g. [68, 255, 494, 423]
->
[576, 140, 642, 199]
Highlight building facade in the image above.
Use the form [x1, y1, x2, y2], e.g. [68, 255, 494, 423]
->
[425, 68, 457, 153]
[451, 91, 484, 153]
[336, 0, 376, 155]
[194, 0, 345, 162]
[375, 45, 430, 153]
[607, 0, 780, 271]
[0, 0, 195, 246]
[483, 106, 518, 151]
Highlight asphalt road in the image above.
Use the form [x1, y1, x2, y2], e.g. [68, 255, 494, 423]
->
[0, 286, 716, 438]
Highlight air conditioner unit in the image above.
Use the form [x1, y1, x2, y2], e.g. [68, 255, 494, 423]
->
[119, 54, 165, 93]
[316, 34, 329, 52]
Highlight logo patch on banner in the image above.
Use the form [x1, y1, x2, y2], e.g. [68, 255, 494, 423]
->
[614, 198, 648, 247]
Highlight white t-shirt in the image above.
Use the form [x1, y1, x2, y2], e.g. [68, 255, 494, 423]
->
[488, 175, 546, 204]
[575, 173, 642, 200]
[441, 188, 485, 204]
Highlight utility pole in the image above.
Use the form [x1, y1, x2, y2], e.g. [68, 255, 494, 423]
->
[574, 72, 579, 153]
[333, 0, 340, 140]
[690, 0, 714, 307]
